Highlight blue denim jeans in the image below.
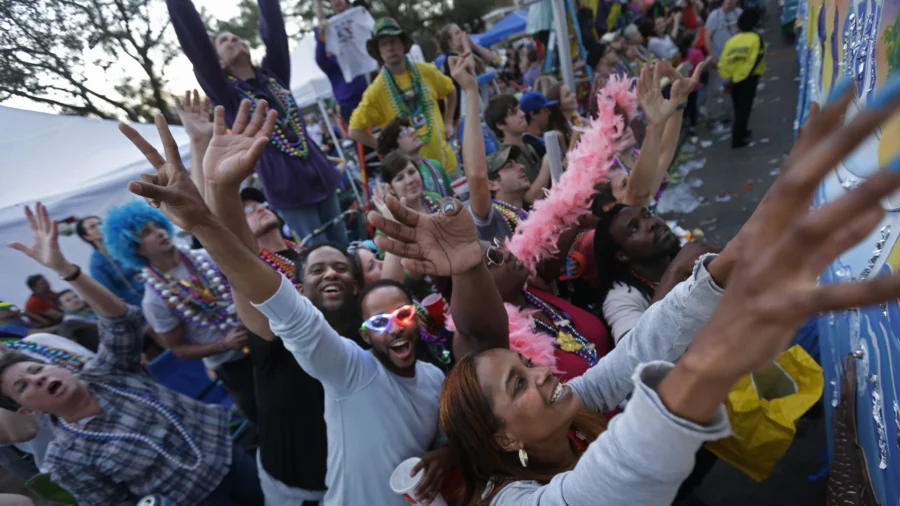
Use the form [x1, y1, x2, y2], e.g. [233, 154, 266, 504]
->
[278, 192, 348, 247]
[199, 443, 264, 506]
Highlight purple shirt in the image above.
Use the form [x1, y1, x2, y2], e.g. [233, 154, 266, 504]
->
[167, 0, 340, 210]
[313, 27, 368, 114]
[523, 64, 541, 88]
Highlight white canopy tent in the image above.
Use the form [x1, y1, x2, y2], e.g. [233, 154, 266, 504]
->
[289, 33, 335, 108]
[0, 106, 191, 307]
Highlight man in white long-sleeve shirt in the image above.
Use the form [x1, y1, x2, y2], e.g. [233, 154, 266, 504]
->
[252, 276, 449, 505]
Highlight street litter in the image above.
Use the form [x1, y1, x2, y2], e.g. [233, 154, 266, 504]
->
[688, 178, 703, 188]
[769, 168, 781, 176]
[656, 184, 703, 214]
[700, 140, 713, 148]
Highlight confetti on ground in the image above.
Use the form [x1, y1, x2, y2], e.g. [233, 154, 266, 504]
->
[682, 144, 698, 153]
[769, 158, 780, 164]
[770, 168, 781, 176]
[715, 193, 733, 202]
[769, 76, 780, 81]
[691, 136, 699, 144]
[700, 140, 714, 148]
[748, 141, 757, 148]
[761, 138, 770, 143]
[688, 178, 704, 188]
[718, 133, 732, 141]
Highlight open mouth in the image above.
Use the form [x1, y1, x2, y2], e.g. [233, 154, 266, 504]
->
[549, 378, 568, 404]
[321, 284, 343, 299]
[48, 380, 62, 395]
[389, 338, 414, 361]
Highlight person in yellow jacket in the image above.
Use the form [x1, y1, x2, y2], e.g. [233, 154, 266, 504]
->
[348, 18, 459, 176]
[719, 10, 766, 148]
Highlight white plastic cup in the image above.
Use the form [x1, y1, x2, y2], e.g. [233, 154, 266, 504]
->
[389, 457, 448, 506]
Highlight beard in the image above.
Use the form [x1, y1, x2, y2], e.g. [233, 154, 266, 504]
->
[254, 219, 280, 238]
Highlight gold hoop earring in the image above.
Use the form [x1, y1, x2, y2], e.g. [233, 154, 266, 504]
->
[518, 448, 528, 467]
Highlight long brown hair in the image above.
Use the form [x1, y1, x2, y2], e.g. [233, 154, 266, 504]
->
[545, 84, 572, 141]
[441, 352, 608, 505]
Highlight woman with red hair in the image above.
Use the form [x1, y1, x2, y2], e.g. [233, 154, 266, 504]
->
[369, 81, 899, 505]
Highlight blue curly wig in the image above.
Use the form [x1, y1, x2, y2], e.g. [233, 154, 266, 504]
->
[101, 201, 174, 271]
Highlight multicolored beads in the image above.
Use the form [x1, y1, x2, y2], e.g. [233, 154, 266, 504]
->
[229, 77, 310, 158]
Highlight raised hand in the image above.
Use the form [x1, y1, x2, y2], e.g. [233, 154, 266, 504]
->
[8, 203, 72, 275]
[668, 59, 707, 108]
[203, 99, 277, 188]
[368, 196, 482, 276]
[449, 51, 478, 92]
[690, 76, 900, 380]
[119, 114, 215, 232]
[174, 90, 213, 144]
[372, 181, 397, 221]
[637, 62, 690, 125]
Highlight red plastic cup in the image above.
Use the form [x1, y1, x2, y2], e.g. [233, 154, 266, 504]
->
[421, 293, 446, 327]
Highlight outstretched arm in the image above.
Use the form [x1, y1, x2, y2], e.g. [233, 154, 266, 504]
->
[453, 53, 492, 219]
[9, 204, 126, 319]
[202, 99, 280, 341]
[166, 0, 233, 106]
[258, 0, 292, 83]
[121, 112, 374, 396]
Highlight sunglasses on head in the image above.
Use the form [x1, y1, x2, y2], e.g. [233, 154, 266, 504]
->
[360, 304, 417, 333]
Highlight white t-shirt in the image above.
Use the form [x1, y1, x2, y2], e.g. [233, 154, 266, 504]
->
[603, 282, 651, 344]
[705, 8, 743, 59]
[141, 250, 244, 370]
[325, 6, 379, 83]
[648, 35, 679, 61]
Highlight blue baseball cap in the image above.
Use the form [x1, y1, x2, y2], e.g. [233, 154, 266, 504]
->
[519, 91, 558, 114]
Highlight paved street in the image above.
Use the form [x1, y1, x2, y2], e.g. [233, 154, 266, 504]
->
[662, 3, 829, 505]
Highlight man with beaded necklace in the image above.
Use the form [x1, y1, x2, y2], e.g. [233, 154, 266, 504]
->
[166, 0, 348, 247]
[348, 18, 460, 176]
[102, 201, 258, 424]
[0, 203, 263, 505]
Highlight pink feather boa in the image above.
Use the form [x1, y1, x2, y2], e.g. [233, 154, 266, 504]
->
[507, 74, 638, 272]
[444, 304, 560, 373]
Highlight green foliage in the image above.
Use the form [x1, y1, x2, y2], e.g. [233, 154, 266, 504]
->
[0, 0, 179, 122]
[884, 17, 900, 73]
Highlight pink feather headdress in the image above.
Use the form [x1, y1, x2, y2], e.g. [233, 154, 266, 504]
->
[507, 75, 638, 272]
[443, 304, 560, 372]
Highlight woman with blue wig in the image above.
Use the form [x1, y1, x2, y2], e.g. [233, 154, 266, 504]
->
[76, 215, 145, 307]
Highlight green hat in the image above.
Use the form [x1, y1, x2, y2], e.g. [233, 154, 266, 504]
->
[486, 145, 522, 177]
[367, 18, 412, 62]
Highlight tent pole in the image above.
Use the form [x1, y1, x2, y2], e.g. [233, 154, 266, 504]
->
[318, 99, 365, 209]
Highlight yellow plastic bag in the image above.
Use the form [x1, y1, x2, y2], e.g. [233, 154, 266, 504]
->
[706, 345, 824, 482]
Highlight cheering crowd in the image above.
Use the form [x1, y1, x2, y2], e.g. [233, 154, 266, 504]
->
[2, 0, 900, 504]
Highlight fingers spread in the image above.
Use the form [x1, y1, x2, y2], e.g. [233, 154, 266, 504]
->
[385, 195, 420, 227]
[783, 89, 897, 195]
[232, 99, 253, 135]
[812, 272, 900, 313]
[805, 205, 884, 277]
[246, 100, 268, 137]
[154, 114, 184, 168]
[791, 168, 900, 247]
[400, 257, 437, 277]
[119, 122, 167, 170]
[214, 105, 227, 136]
[373, 234, 423, 259]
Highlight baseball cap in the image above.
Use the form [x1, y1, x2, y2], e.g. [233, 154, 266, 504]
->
[519, 91, 558, 114]
[240, 187, 267, 204]
[486, 145, 522, 177]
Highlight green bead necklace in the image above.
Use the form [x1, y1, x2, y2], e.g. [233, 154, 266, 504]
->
[228, 76, 310, 158]
[382, 57, 434, 144]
